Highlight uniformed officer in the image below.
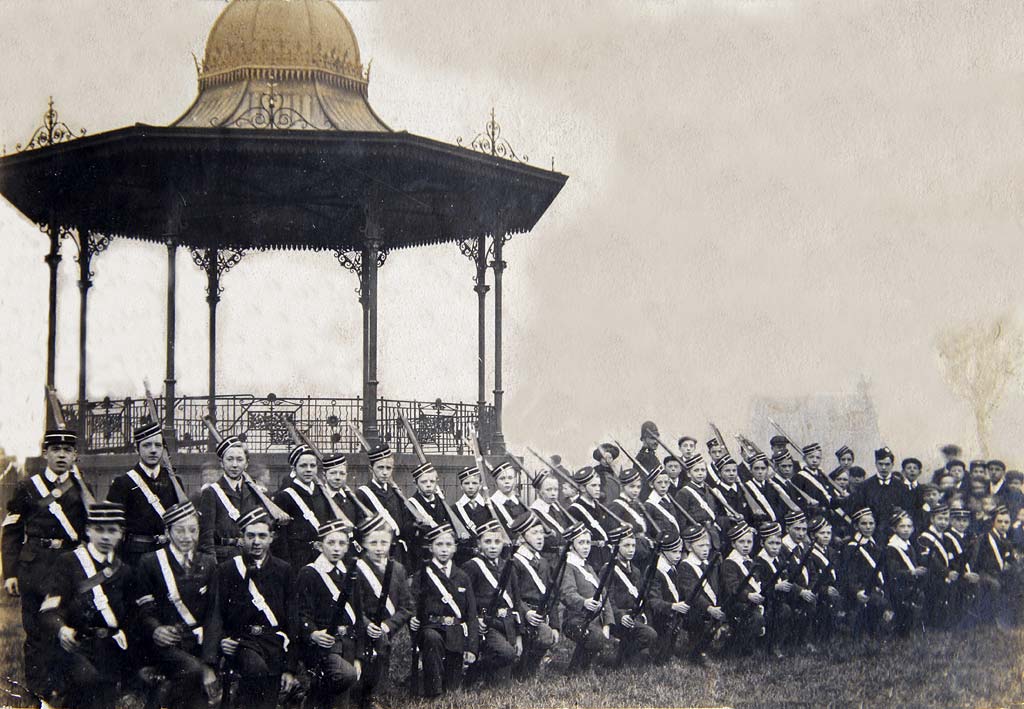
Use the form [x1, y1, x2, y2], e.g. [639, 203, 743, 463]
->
[213, 507, 300, 709]
[39, 502, 129, 709]
[197, 435, 263, 563]
[408, 523, 479, 697]
[355, 444, 410, 564]
[106, 420, 187, 565]
[635, 422, 662, 495]
[350, 513, 413, 709]
[463, 519, 520, 685]
[134, 501, 220, 709]
[272, 444, 338, 570]
[2, 427, 93, 698]
[295, 518, 362, 709]
[510, 511, 563, 677]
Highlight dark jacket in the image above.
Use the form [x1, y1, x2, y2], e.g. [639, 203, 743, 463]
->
[197, 476, 263, 563]
[409, 559, 480, 654]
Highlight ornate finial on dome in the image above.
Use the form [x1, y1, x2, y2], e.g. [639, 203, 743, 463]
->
[457, 108, 529, 164]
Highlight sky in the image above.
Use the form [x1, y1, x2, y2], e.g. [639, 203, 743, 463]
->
[2, 0, 1024, 469]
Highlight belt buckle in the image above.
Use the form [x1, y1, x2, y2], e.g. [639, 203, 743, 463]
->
[334, 626, 349, 637]
[496, 608, 508, 619]
[48, 539, 63, 549]
[250, 625, 265, 636]
[94, 628, 110, 639]
[442, 616, 454, 626]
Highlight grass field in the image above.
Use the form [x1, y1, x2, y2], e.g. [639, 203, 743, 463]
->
[0, 594, 1021, 708]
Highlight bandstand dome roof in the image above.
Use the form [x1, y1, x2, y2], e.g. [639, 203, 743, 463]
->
[175, 0, 389, 131]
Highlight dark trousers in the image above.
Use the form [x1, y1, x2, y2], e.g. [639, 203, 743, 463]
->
[20, 586, 50, 696]
[419, 629, 463, 697]
[564, 617, 613, 673]
[146, 645, 208, 709]
[726, 606, 766, 655]
[467, 627, 517, 684]
[57, 638, 125, 709]
[306, 648, 359, 709]
[849, 591, 892, 639]
[764, 599, 795, 650]
[234, 643, 283, 709]
[610, 621, 657, 665]
[516, 623, 556, 678]
[353, 637, 391, 708]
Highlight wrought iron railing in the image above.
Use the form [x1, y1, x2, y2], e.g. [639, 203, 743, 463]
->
[62, 394, 496, 456]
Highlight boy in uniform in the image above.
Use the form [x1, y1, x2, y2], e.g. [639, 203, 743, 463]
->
[608, 467, 655, 567]
[647, 530, 690, 662]
[355, 444, 410, 564]
[39, 502, 130, 709]
[841, 508, 894, 640]
[321, 452, 363, 529]
[916, 503, 958, 628]
[567, 467, 612, 569]
[528, 470, 575, 566]
[559, 524, 615, 673]
[406, 462, 459, 570]
[678, 455, 723, 550]
[973, 504, 1017, 627]
[213, 507, 299, 709]
[511, 512, 565, 677]
[408, 523, 479, 697]
[606, 526, 658, 665]
[753, 522, 796, 658]
[198, 435, 262, 563]
[294, 518, 362, 709]
[944, 507, 981, 626]
[463, 519, 520, 685]
[107, 420, 187, 565]
[273, 444, 339, 570]
[2, 427, 92, 699]
[488, 461, 528, 530]
[884, 509, 928, 636]
[720, 521, 765, 656]
[675, 525, 726, 664]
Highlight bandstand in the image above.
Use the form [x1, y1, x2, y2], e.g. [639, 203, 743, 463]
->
[0, 0, 567, 495]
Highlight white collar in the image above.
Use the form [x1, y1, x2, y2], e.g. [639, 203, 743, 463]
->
[433, 559, 452, 576]
[757, 548, 777, 565]
[490, 490, 516, 506]
[685, 552, 705, 567]
[44, 468, 70, 484]
[138, 461, 161, 480]
[515, 545, 538, 562]
[222, 474, 243, 492]
[530, 498, 551, 513]
[292, 479, 316, 495]
[169, 544, 193, 568]
[567, 550, 588, 567]
[246, 554, 267, 570]
[656, 555, 676, 575]
[726, 549, 749, 565]
[326, 486, 346, 497]
[877, 475, 892, 486]
[86, 543, 114, 565]
[888, 535, 910, 551]
[312, 553, 345, 574]
[991, 478, 1005, 494]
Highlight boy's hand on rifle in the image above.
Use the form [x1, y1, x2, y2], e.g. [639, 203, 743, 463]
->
[201, 666, 220, 705]
[621, 614, 636, 629]
[58, 625, 79, 652]
[514, 636, 523, 657]
[856, 590, 869, 603]
[409, 617, 421, 632]
[776, 580, 793, 593]
[153, 625, 183, 647]
[799, 589, 816, 603]
[477, 618, 487, 634]
[463, 651, 476, 665]
[827, 586, 840, 598]
[220, 637, 239, 656]
[311, 629, 335, 648]
[708, 606, 725, 621]
[525, 610, 543, 626]
[280, 672, 299, 694]
[749, 592, 765, 604]
[946, 570, 959, 583]
[601, 625, 610, 639]
[583, 598, 602, 612]
[671, 601, 690, 614]
[913, 566, 928, 577]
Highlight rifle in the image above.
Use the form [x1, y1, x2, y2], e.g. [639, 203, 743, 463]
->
[410, 566, 429, 694]
[463, 430, 511, 545]
[282, 417, 355, 527]
[650, 430, 722, 487]
[649, 432, 742, 522]
[398, 414, 470, 540]
[217, 655, 239, 709]
[608, 438, 663, 537]
[708, 422, 767, 519]
[568, 544, 620, 669]
[767, 417, 846, 500]
[143, 380, 189, 504]
[44, 386, 97, 506]
[617, 441, 704, 532]
[202, 416, 291, 526]
[481, 548, 519, 632]
[360, 557, 395, 667]
[613, 551, 660, 664]
[343, 418, 434, 529]
[667, 551, 722, 647]
[525, 448, 631, 528]
[534, 542, 572, 629]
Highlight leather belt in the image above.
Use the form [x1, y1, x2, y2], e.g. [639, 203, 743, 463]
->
[78, 627, 117, 640]
[27, 537, 65, 549]
[243, 624, 275, 636]
[482, 608, 509, 619]
[427, 614, 461, 627]
[332, 626, 351, 639]
[127, 533, 165, 545]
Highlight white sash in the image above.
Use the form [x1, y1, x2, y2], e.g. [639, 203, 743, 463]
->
[283, 487, 322, 531]
[211, 482, 240, 521]
[858, 544, 878, 569]
[888, 538, 916, 572]
[989, 534, 1005, 571]
[798, 470, 832, 501]
[488, 493, 516, 527]
[356, 559, 395, 616]
[233, 557, 279, 628]
[310, 559, 356, 625]
[683, 557, 717, 604]
[425, 565, 464, 619]
[156, 549, 202, 641]
[745, 481, 777, 521]
[406, 496, 439, 526]
[454, 497, 479, 533]
[471, 557, 514, 608]
[358, 485, 400, 533]
[656, 557, 680, 601]
[646, 495, 680, 530]
[767, 480, 801, 511]
[613, 498, 647, 531]
[74, 547, 127, 650]
[683, 485, 716, 519]
[811, 547, 833, 581]
[920, 531, 949, 566]
[613, 565, 640, 598]
[530, 502, 565, 534]
[514, 548, 546, 595]
[944, 532, 963, 556]
[127, 470, 166, 518]
[726, 552, 762, 595]
[30, 475, 78, 541]
[567, 555, 600, 588]
[569, 501, 609, 540]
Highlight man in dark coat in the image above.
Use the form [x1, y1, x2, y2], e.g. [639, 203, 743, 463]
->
[851, 447, 915, 541]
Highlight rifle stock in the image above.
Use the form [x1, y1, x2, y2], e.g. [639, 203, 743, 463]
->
[45, 386, 67, 429]
[144, 380, 188, 504]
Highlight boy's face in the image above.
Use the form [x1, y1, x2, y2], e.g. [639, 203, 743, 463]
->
[876, 458, 894, 476]
[242, 522, 273, 559]
[583, 478, 601, 500]
[751, 460, 769, 482]
[951, 515, 970, 533]
[680, 440, 696, 457]
[938, 474, 956, 491]
[461, 475, 481, 498]
[948, 465, 965, 482]
[371, 457, 394, 485]
[788, 520, 808, 543]
[988, 465, 1006, 483]
[539, 477, 559, 504]
[932, 511, 950, 532]
[838, 452, 854, 469]
[325, 466, 348, 490]
[720, 464, 738, 484]
[618, 536, 637, 561]
[902, 463, 921, 482]
[734, 532, 754, 556]
[320, 531, 350, 563]
[666, 460, 683, 478]
[561, 481, 576, 498]
[833, 472, 850, 491]
[689, 465, 707, 485]
[688, 535, 711, 561]
[779, 461, 794, 479]
[708, 442, 725, 460]
[571, 533, 593, 559]
[221, 446, 247, 478]
[416, 471, 438, 496]
[923, 490, 941, 507]
[857, 515, 876, 537]
[894, 517, 914, 541]
[814, 525, 833, 547]
[137, 435, 164, 467]
[805, 450, 823, 469]
[496, 470, 516, 495]
[994, 512, 1012, 535]
[523, 525, 545, 551]
[44, 443, 78, 473]
[1009, 479, 1023, 493]
[622, 480, 642, 500]
[850, 473, 866, 490]
[86, 523, 124, 555]
[168, 516, 199, 555]
[364, 528, 393, 562]
[663, 548, 682, 565]
[763, 535, 782, 556]
[653, 474, 670, 495]
[430, 533, 457, 563]
[982, 497, 997, 514]
[479, 531, 503, 559]
[294, 454, 319, 485]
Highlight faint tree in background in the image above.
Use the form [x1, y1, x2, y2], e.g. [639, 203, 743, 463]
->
[937, 316, 1024, 456]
